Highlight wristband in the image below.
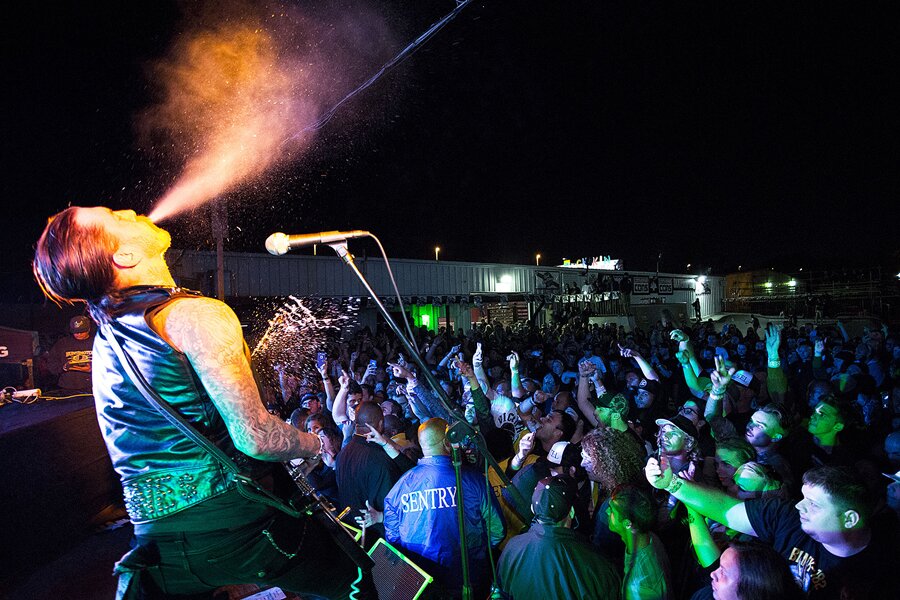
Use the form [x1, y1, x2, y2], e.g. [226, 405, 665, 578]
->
[711, 387, 726, 396]
[309, 434, 325, 462]
[708, 392, 723, 402]
[768, 359, 781, 368]
[666, 476, 683, 495]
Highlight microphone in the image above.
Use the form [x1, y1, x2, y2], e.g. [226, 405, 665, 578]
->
[265, 230, 369, 256]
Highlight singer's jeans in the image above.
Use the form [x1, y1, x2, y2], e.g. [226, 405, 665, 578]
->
[130, 507, 368, 599]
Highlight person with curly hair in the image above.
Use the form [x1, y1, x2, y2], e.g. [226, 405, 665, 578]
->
[582, 426, 646, 493]
[580, 426, 648, 562]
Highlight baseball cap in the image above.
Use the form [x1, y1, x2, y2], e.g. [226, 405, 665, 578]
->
[637, 378, 660, 396]
[547, 441, 582, 469]
[732, 370, 754, 387]
[69, 316, 91, 334]
[531, 476, 576, 522]
[655, 414, 699, 441]
[299, 393, 319, 408]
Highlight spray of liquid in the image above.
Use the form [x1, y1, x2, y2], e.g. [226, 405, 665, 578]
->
[251, 296, 358, 413]
[142, 2, 394, 224]
[144, 20, 316, 223]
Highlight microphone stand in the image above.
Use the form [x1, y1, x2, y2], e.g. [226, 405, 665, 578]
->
[450, 439, 472, 600]
[327, 241, 530, 595]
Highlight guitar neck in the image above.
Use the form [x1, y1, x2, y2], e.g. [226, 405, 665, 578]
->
[282, 460, 374, 570]
[283, 460, 317, 496]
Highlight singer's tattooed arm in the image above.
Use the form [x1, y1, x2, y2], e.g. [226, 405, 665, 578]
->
[151, 297, 320, 460]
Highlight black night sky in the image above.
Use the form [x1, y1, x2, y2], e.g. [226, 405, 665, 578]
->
[4, 1, 899, 299]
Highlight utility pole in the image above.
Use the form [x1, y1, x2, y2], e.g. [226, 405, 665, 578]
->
[211, 202, 228, 301]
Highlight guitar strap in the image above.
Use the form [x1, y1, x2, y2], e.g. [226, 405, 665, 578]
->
[101, 323, 302, 518]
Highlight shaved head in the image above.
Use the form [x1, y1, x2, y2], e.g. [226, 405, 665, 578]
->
[418, 418, 450, 457]
[354, 401, 384, 433]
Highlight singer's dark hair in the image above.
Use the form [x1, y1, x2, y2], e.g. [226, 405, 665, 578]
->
[33, 207, 117, 306]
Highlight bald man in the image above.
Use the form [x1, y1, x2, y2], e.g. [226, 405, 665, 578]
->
[335, 401, 415, 538]
[382, 418, 505, 597]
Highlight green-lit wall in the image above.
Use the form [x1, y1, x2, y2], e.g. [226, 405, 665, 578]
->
[410, 304, 441, 331]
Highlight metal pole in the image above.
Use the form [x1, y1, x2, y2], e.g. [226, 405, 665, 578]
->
[211, 203, 227, 301]
[451, 442, 472, 600]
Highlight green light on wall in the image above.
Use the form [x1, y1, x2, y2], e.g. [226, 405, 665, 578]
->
[410, 304, 440, 332]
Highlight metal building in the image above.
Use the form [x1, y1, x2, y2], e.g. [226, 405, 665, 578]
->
[167, 249, 724, 331]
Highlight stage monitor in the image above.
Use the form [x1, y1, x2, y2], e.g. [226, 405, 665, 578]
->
[366, 538, 433, 600]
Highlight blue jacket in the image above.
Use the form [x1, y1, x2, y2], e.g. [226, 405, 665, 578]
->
[383, 455, 505, 590]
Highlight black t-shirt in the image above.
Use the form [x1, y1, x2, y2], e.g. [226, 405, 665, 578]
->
[745, 498, 899, 599]
[47, 334, 94, 391]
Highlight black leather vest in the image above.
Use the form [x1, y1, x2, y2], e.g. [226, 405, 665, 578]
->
[92, 286, 240, 523]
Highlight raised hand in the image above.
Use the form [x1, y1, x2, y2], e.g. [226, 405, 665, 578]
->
[814, 338, 825, 357]
[618, 344, 641, 360]
[645, 456, 674, 490]
[363, 423, 389, 447]
[670, 329, 688, 343]
[709, 355, 735, 392]
[388, 361, 414, 380]
[507, 350, 520, 370]
[363, 362, 377, 380]
[516, 432, 535, 462]
[765, 323, 782, 357]
[355, 499, 383, 528]
[578, 359, 596, 377]
[456, 360, 476, 380]
[316, 356, 329, 378]
[473, 342, 484, 367]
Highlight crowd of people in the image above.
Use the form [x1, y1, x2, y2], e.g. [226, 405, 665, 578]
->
[29, 206, 900, 600]
[275, 314, 900, 599]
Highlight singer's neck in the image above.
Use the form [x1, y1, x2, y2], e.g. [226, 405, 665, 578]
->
[116, 255, 176, 290]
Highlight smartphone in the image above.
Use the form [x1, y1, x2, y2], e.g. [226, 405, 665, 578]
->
[316, 352, 327, 370]
[368, 359, 377, 370]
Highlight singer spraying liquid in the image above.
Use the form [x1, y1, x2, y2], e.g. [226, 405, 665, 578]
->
[33, 206, 374, 599]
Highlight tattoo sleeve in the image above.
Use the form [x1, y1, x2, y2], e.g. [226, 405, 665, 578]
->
[164, 298, 320, 460]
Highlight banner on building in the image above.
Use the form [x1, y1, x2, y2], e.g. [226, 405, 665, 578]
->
[658, 277, 673, 295]
[632, 276, 650, 295]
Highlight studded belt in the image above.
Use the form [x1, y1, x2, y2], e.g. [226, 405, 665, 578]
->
[122, 468, 231, 523]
